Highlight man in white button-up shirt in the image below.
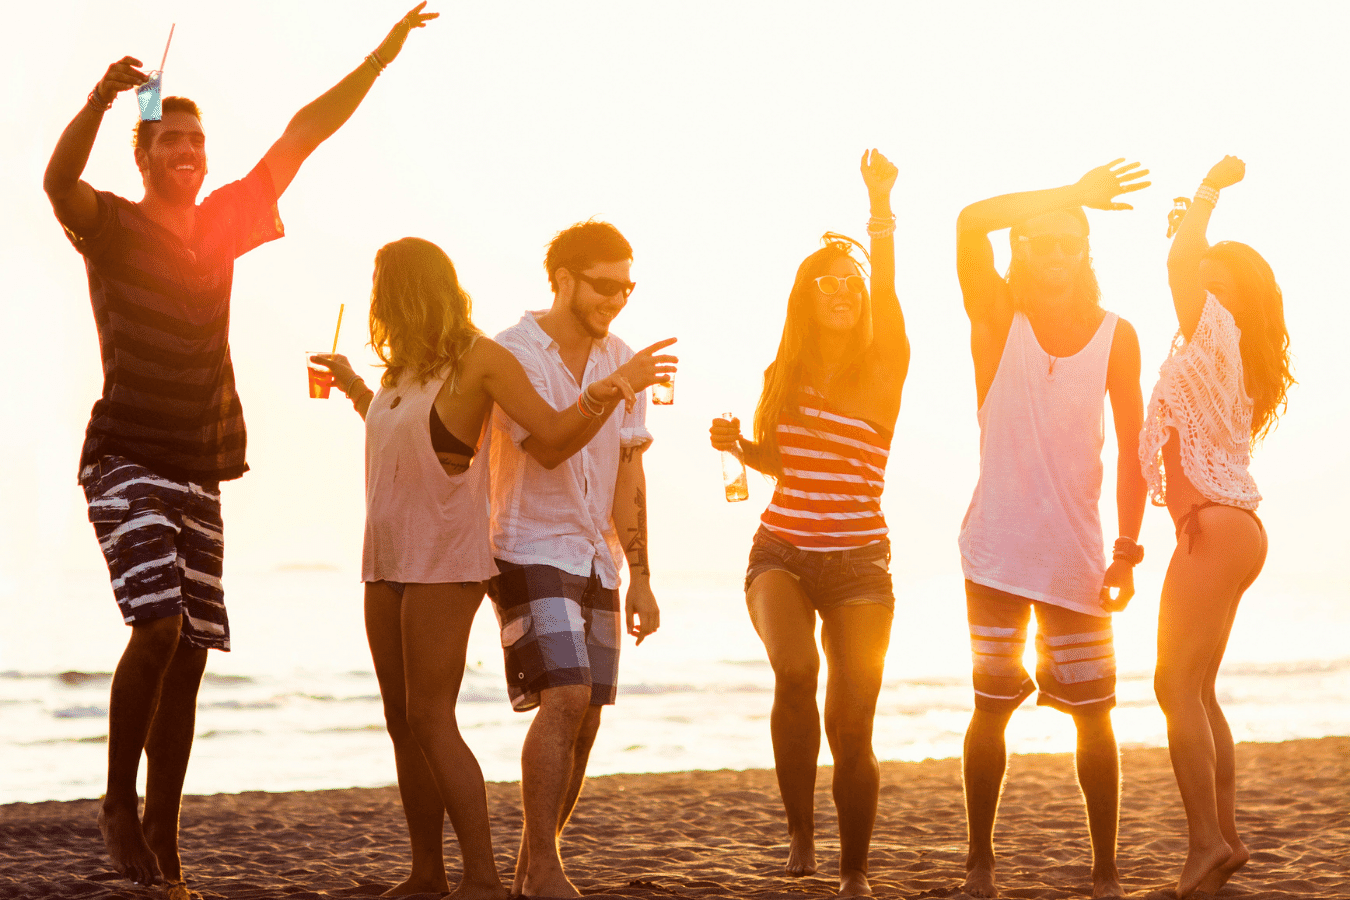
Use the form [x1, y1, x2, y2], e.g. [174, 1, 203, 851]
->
[487, 220, 662, 899]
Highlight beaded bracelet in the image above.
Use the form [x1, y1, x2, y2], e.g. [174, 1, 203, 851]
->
[365, 50, 387, 75]
[581, 384, 608, 418]
[1194, 184, 1219, 207]
[867, 215, 896, 239]
[1112, 537, 1145, 566]
[576, 391, 600, 419]
[87, 85, 113, 111]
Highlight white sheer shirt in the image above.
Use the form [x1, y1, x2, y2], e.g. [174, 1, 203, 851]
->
[488, 311, 652, 589]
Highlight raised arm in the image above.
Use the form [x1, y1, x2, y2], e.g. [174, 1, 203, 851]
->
[261, 3, 437, 199]
[1168, 156, 1245, 340]
[44, 57, 148, 234]
[861, 149, 910, 378]
[495, 338, 676, 470]
[1101, 320, 1146, 612]
[612, 444, 659, 645]
[956, 159, 1150, 326]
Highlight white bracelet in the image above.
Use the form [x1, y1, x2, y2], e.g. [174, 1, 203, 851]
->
[1194, 184, 1219, 207]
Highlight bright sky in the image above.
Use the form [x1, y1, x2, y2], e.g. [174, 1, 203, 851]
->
[3, 1, 1348, 669]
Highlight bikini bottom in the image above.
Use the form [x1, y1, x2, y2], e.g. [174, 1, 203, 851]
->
[1176, 500, 1263, 553]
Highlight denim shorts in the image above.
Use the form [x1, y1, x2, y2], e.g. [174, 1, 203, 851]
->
[744, 526, 894, 612]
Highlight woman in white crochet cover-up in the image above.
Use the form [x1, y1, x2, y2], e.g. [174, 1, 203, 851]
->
[1140, 156, 1294, 899]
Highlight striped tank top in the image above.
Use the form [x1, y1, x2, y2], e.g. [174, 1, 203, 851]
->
[760, 388, 892, 550]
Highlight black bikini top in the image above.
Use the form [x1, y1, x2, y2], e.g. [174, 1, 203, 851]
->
[429, 406, 476, 459]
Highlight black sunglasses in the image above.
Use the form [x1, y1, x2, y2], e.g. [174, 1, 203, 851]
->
[569, 269, 636, 299]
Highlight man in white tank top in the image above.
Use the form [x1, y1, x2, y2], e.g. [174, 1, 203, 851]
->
[953, 162, 1150, 900]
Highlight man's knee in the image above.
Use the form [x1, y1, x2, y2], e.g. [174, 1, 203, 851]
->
[127, 614, 186, 658]
[770, 658, 819, 696]
[538, 683, 593, 723]
[1071, 709, 1116, 740]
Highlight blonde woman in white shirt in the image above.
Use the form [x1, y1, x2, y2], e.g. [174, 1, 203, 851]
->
[1140, 157, 1294, 898]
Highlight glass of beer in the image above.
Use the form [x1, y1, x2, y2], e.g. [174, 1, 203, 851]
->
[651, 376, 674, 405]
[720, 412, 748, 502]
[306, 352, 333, 399]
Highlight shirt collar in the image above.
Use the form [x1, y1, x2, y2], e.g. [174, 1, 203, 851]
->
[516, 309, 616, 355]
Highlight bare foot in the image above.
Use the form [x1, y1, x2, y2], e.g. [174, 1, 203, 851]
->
[382, 874, 452, 896]
[447, 876, 510, 900]
[1092, 870, 1124, 899]
[838, 869, 872, 897]
[786, 830, 818, 876]
[164, 883, 203, 900]
[98, 801, 163, 886]
[1177, 840, 1232, 898]
[522, 862, 580, 900]
[143, 817, 184, 884]
[1194, 842, 1249, 895]
[962, 859, 997, 899]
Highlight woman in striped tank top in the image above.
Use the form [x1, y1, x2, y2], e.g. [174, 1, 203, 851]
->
[709, 150, 910, 896]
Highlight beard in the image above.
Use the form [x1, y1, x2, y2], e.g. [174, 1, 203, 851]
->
[145, 160, 204, 207]
[569, 293, 612, 339]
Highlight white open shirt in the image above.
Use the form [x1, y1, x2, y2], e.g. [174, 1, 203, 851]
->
[488, 311, 653, 590]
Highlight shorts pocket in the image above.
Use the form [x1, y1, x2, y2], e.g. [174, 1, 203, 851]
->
[587, 611, 621, 650]
[500, 614, 533, 649]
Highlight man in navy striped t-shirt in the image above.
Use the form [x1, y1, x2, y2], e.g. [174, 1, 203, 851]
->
[43, 5, 437, 892]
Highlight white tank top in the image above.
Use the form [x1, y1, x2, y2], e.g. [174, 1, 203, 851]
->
[959, 310, 1118, 616]
[362, 368, 497, 584]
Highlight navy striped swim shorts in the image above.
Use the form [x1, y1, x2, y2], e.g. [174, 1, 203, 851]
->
[79, 455, 230, 651]
[965, 580, 1115, 715]
[488, 560, 620, 713]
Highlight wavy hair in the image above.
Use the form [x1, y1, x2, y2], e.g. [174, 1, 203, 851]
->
[752, 237, 876, 478]
[1204, 241, 1294, 441]
[1007, 207, 1102, 321]
[368, 237, 481, 390]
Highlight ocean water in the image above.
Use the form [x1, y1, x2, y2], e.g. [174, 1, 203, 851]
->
[2, 567, 1347, 804]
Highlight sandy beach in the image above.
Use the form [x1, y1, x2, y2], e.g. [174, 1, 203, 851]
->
[2, 737, 1345, 900]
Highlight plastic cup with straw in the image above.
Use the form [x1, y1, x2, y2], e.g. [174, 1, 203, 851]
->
[307, 305, 345, 399]
[137, 24, 175, 122]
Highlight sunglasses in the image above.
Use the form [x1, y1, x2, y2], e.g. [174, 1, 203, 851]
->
[814, 274, 866, 295]
[1018, 234, 1087, 256]
[570, 269, 636, 299]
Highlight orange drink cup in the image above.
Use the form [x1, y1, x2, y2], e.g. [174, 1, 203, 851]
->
[306, 353, 333, 399]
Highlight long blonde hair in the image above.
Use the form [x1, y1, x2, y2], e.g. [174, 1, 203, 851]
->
[753, 239, 876, 478]
[368, 237, 481, 390]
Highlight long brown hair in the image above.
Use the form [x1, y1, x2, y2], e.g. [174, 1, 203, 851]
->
[368, 237, 481, 390]
[1204, 241, 1294, 441]
[752, 238, 876, 478]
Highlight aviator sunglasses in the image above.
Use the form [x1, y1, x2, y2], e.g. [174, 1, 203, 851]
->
[569, 269, 637, 299]
[1017, 234, 1087, 256]
[814, 274, 866, 295]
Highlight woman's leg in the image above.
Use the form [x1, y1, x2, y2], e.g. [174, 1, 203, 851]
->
[748, 570, 822, 877]
[400, 582, 507, 900]
[1195, 525, 1266, 895]
[1154, 508, 1265, 898]
[364, 583, 449, 896]
[820, 603, 892, 897]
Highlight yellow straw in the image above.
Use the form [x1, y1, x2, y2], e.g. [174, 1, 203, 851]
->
[331, 304, 344, 355]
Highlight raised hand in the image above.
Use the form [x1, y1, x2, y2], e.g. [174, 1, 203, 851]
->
[1074, 159, 1151, 211]
[309, 352, 359, 393]
[708, 415, 741, 453]
[611, 337, 679, 394]
[96, 57, 148, 99]
[374, 2, 438, 65]
[1204, 155, 1245, 190]
[861, 148, 897, 198]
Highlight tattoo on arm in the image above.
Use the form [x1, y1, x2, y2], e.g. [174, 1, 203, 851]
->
[624, 483, 649, 576]
[620, 446, 639, 464]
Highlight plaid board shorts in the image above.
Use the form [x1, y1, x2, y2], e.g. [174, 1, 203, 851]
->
[966, 580, 1115, 715]
[488, 560, 621, 713]
[79, 455, 230, 651]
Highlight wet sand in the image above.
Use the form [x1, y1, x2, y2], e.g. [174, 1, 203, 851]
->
[1, 737, 1346, 899]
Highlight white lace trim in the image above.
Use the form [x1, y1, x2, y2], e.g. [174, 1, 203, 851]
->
[1139, 294, 1260, 509]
